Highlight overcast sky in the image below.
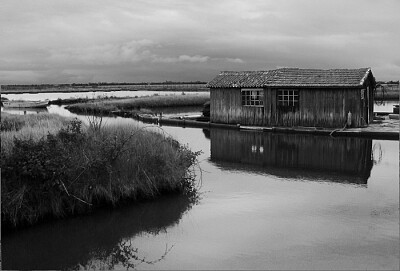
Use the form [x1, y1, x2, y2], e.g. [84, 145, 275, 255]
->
[1, 0, 399, 84]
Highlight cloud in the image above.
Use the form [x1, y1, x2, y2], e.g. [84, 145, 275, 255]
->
[48, 40, 155, 66]
[1, 0, 399, 83]
[225, 58, 244, 64]
[152, 55, 210, 63]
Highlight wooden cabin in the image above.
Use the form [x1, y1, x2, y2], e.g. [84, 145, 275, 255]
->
[207, 68, 376, 128]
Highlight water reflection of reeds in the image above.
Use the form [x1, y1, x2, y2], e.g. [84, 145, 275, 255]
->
[210, 129, 373, 185]
[2, 194, 194, 270]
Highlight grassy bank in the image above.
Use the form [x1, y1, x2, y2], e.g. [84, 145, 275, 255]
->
[1, 113, 199, 229]
[65, 93, 210, 115]
[49, 95, 135, 105]
[374, 92, 399, 100]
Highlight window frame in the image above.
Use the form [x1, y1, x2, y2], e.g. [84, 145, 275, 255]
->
[277, 89, 299, 112]
[241, 88, 264, 107]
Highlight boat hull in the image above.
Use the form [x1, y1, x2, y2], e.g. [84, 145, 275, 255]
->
[2, 100, 49, 108]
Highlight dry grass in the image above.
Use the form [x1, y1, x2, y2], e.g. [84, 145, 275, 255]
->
[1, 112, 72, 156]
[66, 93, 210, 114]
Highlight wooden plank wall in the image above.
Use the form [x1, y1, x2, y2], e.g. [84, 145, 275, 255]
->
[210, 88, 265, 126]
[274, 88, 363, 128]
[211, 87, 366, 128]
[210, 129, 373, 183]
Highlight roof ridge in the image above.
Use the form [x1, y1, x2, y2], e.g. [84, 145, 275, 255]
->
[220, 67, 369, 73]
[208, 68, 373, 88]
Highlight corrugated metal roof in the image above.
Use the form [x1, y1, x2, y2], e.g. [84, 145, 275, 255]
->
[206, 68, 373, 88]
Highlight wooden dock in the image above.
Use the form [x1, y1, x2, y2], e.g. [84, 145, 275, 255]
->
[129, 113, 399, 140]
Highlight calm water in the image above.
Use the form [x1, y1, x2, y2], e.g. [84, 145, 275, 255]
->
[374, 100, 399, 113]
[1, 91, 207, 117]
[1, 106, 399, 270]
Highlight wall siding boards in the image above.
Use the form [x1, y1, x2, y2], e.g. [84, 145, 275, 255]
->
[211, 85, 371, 128]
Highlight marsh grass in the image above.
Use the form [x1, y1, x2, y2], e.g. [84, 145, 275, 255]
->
[1, 112, 72, 156]
[1, 114, 199, 229]
[66, 93, 210, 114]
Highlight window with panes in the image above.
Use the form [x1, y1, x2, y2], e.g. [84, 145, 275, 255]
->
[277, 89, 299, 112]
[241, 89, 264, 107]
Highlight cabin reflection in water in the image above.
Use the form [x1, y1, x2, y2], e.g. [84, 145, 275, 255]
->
[210, 129, 373, 185]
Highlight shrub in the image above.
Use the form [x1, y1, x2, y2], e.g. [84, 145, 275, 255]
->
[1, 119, 88, 226]
[202, 101, 210, 117]
[1, 118, 200, 228]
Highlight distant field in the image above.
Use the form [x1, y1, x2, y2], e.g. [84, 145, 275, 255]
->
[0, 83, 208, 94]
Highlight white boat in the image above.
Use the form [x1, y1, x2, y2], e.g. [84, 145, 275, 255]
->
[2, 100, 49, 108]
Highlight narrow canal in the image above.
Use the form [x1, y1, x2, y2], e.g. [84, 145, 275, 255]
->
[1, 99, 399, 270]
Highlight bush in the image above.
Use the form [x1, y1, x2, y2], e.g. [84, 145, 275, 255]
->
[1, 119, 88, 226]
[1, 118, 199, 228]
[202, 101, 210, 117]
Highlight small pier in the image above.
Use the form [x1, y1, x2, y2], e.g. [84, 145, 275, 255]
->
[115, 111, 399, 140]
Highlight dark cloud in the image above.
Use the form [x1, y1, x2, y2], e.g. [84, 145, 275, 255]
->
[0, 0, 399, 84]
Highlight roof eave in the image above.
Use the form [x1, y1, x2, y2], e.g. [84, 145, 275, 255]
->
[359, 67, 373, 86]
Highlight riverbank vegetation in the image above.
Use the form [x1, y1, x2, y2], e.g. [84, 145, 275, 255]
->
[1, 113, 200, 229]
[1, 113, 71, 156]
[65, 93, 210, 115]
[49, 94, 135, 105]
[374, 89, 399, 100]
